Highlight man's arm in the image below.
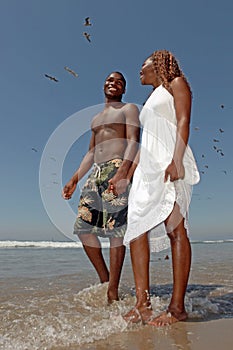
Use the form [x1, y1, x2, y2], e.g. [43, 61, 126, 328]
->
[62, 132, 95, 200]
[109, 103, 140, 195]
[125, 149, 140, 181]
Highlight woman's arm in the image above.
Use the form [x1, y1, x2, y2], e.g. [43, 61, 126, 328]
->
[164, 77, 191, 182]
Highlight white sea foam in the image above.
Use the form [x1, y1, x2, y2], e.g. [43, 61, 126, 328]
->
[191, 239, 233, 244]
[0, 239, 232, 249]
[0, 240, 111, 249]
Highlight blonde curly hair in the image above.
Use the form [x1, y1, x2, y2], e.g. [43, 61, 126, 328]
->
[150, 50, 191, 93]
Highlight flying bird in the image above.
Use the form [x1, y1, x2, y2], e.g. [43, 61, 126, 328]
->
[219, 128, 224, 133]
[221, 170, 227, 175]
[213, 139, 220, 142]
[84, 17, 92, 26]
[194, 127, 200, 131]
[31, 148, 38, 152]
[44, 74, 59, 82]
[220, 104, 224, 109]
[83, 32, 91, 42]
[64, 66, 78, 77]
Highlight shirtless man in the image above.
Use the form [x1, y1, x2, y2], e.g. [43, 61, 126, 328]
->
[62, 72, 140, 303]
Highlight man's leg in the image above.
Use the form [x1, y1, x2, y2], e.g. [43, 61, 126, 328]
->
[78, 233, 109, 283]
[108, 237, 126, 303]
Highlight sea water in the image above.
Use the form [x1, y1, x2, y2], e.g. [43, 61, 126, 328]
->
[0, 240, 232, 349]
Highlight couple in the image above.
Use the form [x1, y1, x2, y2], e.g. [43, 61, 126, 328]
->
[62, 49, 200, 327]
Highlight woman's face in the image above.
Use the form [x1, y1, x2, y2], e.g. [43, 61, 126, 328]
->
[140, 57, 160, 87]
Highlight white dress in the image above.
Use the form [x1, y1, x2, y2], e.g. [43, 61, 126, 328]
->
[124, 85, 200, 252]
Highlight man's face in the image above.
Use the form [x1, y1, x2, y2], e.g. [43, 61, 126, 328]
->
[104, 73, 125, 99]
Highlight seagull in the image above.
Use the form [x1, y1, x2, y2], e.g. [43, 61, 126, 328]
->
[83, 32, 91, 42]
[219, 128, 224, 133]
[64, 66, 78, 77]
[84, 17, 92, 26]
[44, 74, 59, 82]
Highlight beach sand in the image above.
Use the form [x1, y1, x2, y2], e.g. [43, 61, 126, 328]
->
[68, 318, 233, 350]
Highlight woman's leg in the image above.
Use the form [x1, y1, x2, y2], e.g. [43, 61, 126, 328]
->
[124, 232, 153, 323]
[148, 204, 191, 326]
[167, 220, 191, 318]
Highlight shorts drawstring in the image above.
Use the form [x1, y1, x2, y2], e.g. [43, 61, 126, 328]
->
[93, 163, 101, 178]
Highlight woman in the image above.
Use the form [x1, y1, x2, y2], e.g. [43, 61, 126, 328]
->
[123, 50, 200, 326]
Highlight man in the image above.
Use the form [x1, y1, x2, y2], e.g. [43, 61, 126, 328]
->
[62, 72, 140, 303]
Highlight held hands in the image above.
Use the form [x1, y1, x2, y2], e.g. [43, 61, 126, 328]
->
[108, 177, 130, 196]
[164, 159, 185, 182]
[62, 179, 77, 200]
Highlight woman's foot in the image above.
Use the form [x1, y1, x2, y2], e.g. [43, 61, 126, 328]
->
[123, 301, 154, 324]
[123, 307, 142, 323]
[123, 289, 155, 324]
[147, 310, 187, 327]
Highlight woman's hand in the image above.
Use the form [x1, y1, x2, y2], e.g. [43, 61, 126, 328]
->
[164, 159, 185, 182]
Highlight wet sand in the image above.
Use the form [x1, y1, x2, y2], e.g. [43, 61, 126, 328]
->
[76, 318, 233, 350]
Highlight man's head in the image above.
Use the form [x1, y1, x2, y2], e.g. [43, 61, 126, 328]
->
[104, 72, 126, 100]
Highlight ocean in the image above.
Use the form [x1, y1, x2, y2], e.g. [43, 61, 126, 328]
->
[0, 240, 232, 350]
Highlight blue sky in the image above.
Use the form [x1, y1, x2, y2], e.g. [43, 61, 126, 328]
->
[0, 0, 232, 241]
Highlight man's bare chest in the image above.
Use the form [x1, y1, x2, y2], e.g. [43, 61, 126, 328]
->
[92, 109, 125, 132]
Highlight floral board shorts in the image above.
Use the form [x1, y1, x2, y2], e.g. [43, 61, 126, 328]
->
[73, 159, 130, 238]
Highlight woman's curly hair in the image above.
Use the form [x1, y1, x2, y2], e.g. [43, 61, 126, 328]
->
[150, 50, 191, 93]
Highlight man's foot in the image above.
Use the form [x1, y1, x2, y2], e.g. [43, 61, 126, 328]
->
[107, 289, 119, 304]
[147, 310, 187, 327]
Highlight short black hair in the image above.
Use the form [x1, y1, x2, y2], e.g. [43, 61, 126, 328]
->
[106, 71, 126, 89]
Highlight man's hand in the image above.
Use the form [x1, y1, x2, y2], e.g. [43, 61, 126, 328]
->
[62, 180, 77, 200]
